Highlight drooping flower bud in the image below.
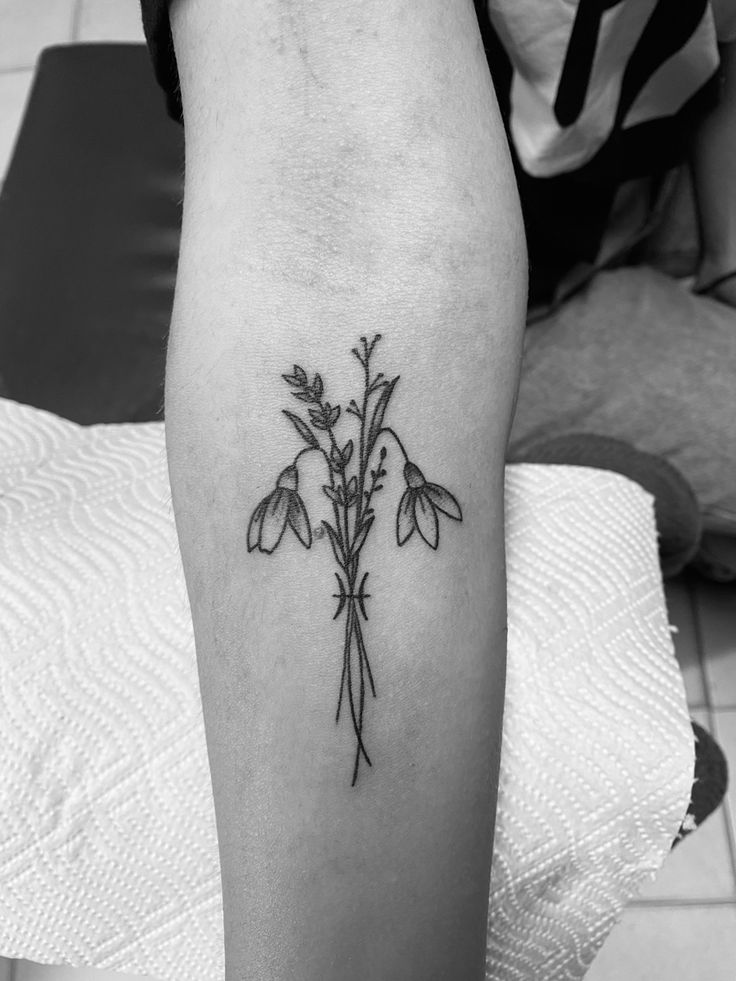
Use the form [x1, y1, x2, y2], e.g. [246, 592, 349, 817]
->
[403, 462, 426, 489]
[276, 464, 299, 491]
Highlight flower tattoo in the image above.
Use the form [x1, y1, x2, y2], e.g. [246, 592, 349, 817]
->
[248, 465, 312, 553]
[247, 335, 463, 785]
[397, 462, 461, 549]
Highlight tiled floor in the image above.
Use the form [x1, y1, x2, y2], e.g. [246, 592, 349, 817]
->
[585, 573, 736, 981]
[0, 3, 735, 981]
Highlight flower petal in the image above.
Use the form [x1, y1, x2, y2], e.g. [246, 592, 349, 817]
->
[259, 489, 289, 553]
[424, 483, 462, 521]
[287, 492, 312, 548]
[414, 490, 439, 549]
[396, 489, 415, 545]
[247, 497, 268, 552]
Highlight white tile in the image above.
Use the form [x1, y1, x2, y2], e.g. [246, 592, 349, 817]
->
[695, 578, 736, 708]
[711, 709, 736, 856]
[636, 709, 734, 902]
[584, 905, 736, 981]
[75, 0, 145, 43]
[0, 69, 33, 181]
[637, 808, 735, 902]
[665, 578, 706, 707]
[14, 961, 150, 981]
[0, 0, 75, 72]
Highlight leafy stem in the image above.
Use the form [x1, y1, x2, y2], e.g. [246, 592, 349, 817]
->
[325, 424, 353, 555]
[362, 445, 388, 518]
[294, 443, 347, 566]
[355, 341, 373, 540]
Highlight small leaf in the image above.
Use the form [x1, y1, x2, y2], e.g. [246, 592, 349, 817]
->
[322, 484, 342, 504]
[329, 405, 341, 426]
[282, 374, 302, 387]
[312, 373, 324, 400]
[329, 444, 345, 472]
[322, 520, 346, 569]
[282, 410, 319, 449]
[345, 475, 358, 506]
[367, 376, 399, 455]
[293, 390, 314, 402]
[341, 440, 354, 466]
[293, 365, 308, 385]
[332, 573, 347, 620]
[351, 515, 374, 557]
[356, 571, 370, 621]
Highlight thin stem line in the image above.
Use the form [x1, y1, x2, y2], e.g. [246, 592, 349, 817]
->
[344, 600, 372, 779]
[355, 354, 371, 559]
[377, 427, 410, 463]
[354, 613, 366, 786]
[358, 614, 366, 735]
[293, 445, 321, 465]
[356, 610, 365, 725]
[335, 611, 348, 724]
[354, 614, 376, 697]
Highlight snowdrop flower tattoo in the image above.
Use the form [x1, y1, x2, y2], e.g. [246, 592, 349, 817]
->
[248, 464, 312, 553]
[247, 335, 463, 785]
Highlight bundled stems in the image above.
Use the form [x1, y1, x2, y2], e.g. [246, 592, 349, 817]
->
[247, 333, 463, 784]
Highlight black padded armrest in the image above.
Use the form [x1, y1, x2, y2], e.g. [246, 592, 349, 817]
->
[0, 44, 183, 424]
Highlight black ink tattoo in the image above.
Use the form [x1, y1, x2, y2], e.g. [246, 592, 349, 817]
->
[247, 335, 463, 785]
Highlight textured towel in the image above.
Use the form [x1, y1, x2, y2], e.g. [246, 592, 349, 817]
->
[0, 398, 692, 980]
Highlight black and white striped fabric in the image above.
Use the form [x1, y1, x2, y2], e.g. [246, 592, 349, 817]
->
[475, 0, 736, 303]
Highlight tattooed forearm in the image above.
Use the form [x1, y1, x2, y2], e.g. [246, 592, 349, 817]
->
[247, 335, 463, 785]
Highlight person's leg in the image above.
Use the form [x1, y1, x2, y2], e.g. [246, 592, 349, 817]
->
[164, 1, 526, 979]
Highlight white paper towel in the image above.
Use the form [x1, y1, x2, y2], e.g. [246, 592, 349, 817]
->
[0, 398, 693, 980]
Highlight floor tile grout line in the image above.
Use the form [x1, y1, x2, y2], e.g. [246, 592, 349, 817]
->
[686, 576, 734, 878]
[687, 574, 711, 711]
[710, 711, 736, 899]
[0, 66, 35, 77]
[689, 575, 736, 896]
